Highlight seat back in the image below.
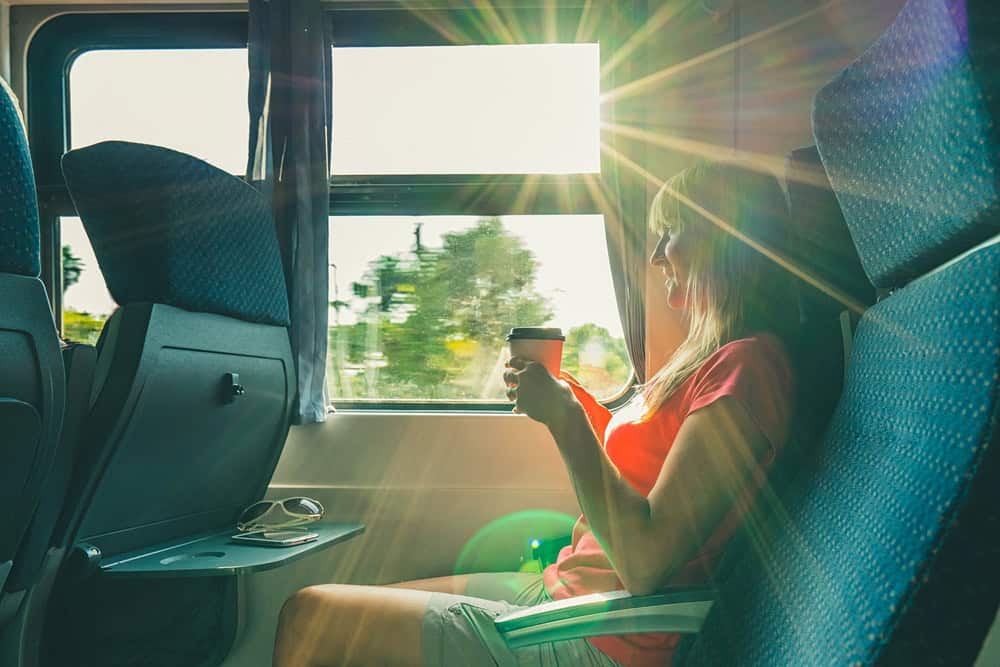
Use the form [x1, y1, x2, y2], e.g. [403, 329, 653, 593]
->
[783, 145, 876, 441]
[0, 78, 65, 599]
[58, 141, 294, 558]
[710, 148, 876, 587]
[683, 1, 1000, 664]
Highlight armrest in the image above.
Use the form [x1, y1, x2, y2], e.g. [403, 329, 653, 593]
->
[495, 587, 716, 649]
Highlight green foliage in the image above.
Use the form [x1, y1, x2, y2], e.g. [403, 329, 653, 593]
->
[63, 309, 106, 345]
[61, 245, 107, 344]
[561, 323, 631, 399]
[328, 218, 630, 401]
[62, 245, 83, 293]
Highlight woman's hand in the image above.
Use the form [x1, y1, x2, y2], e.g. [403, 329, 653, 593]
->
[503, 357, 578, 428]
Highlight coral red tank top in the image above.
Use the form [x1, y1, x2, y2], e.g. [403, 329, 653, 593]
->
[543, 334, 794, 667]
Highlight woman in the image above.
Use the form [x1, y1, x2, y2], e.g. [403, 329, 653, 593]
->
[273, 161, 798, 667]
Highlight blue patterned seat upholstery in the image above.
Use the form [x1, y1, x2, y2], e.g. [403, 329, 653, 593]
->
[0, 76, 65, 617]
[61, 141, 289, 326]
[813, 0, 1000, 288]
[0, 78, 40, 277]
[681, 1, 1000, 664]
[783, 146, 876, 441]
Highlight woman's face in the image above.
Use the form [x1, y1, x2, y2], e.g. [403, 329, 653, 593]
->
[650, 221, 695, 310]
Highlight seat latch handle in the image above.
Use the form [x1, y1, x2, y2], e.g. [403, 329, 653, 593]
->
[222, 372, 246, 403]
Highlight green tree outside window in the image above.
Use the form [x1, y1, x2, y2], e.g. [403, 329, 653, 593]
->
[329, 218, 630, 401]
[62, 244, 106, 345]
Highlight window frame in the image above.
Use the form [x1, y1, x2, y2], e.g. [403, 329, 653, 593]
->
[28, 4, 642, 411]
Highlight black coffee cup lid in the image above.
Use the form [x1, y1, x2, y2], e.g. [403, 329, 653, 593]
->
[506, 327, 565, 341]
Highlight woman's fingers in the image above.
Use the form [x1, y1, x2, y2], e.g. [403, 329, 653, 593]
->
[503, 358, 549, 415]
[507, 357, 528, 370]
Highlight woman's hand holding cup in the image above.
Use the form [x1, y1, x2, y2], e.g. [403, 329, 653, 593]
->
[503, 357, 575, 428]
[503, 327, 577, 428]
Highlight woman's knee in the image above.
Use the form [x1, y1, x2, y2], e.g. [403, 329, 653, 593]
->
[275, 585, 344, 665]
[274, 585, 432, 667]
[279, 585, 329, 629]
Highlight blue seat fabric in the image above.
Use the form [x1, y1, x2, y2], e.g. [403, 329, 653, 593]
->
[783, 146, 874, 317]
[813, 0, 1000, 288]
[0, 77, 66, 605]
[682, 1, 1000, 663]
[682, 244, 1000, 665]
[61, 141, 290, 327]
[783, 146, 875, 442]
[0, 78, 40, 277]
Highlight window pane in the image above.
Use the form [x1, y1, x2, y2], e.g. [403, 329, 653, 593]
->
[332, 44, 600, 175]
[68, 44, 600, 176]
[60, 217, 115, 344]
[69, 49, 249, 174]
[328, 215, 628, 402]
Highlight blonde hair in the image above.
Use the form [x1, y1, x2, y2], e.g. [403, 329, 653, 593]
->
[642, 161, 797, 420]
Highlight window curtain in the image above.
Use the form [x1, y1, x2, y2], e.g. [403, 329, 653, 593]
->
[602, 1, 649, 384]
[604, 163, 648, 385]
[247, 0, 333, 423]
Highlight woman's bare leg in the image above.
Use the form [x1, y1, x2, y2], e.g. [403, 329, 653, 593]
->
[385, 574, 473, 594]
[389, 572, 541, 604]
[273, 584, 432, 667]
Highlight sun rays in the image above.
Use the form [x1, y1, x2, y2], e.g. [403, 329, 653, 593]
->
[391, 0, 874, 317]
[601, 0, 844, 105]
[601, 139, 868, 316]
[600, 0, 688, 80]
[369, 0, 895, 606]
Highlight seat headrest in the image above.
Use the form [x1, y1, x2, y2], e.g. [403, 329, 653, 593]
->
[813, 0, 1000, 289]
[0, 78, 41, 277]
[61, 141, 290, 327]
[783, 146, 875, 317]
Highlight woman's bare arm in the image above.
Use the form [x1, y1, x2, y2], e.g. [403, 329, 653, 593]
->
[547, 394, 770, 595]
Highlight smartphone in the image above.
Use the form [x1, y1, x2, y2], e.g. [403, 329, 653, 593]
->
[231, 529, 319, 547]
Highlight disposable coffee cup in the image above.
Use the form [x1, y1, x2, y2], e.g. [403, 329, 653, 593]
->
[506, 327, 565, 377]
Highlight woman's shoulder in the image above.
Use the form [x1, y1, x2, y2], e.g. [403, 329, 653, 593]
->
[715, 332, 788, 361]
[699, 333, 793, 383]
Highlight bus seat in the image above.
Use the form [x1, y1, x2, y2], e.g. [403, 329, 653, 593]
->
[57, 141, 294, 558]
[497, 1, 1000, 663]
[38, 143, 295, 665]
[707, 146, 878, 590]
[1, 343, 96, 667]
[0, 77, 66, 620]
[783, 145, 876, 442]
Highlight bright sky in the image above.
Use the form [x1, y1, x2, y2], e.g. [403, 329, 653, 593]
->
[63, 43, 622, 337]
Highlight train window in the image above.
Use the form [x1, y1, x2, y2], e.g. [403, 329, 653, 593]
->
[60, 216, 115, 345]
[332, 44, 599, 175]
[328, 214, 628, 403]
[69, 49, 249, 173]
[38, 10, 636, 406]
[68, 43, 599, 177]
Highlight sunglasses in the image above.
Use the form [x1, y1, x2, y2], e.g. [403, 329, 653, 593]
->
[236, 497, 325, 532]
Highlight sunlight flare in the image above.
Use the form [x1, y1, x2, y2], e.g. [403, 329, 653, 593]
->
[600, 1, 687, 80]
[471, 0, 518, 44]
[600, 141, 868, 316]
[544, 0, 559, 43]
[602, 122, 831, 190]
[399, 1, 472, 44]
[574, 0, 597, 43]
[601, 0, 843, 104]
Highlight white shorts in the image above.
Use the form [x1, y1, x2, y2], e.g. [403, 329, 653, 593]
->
[421, 572, 621, 667]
